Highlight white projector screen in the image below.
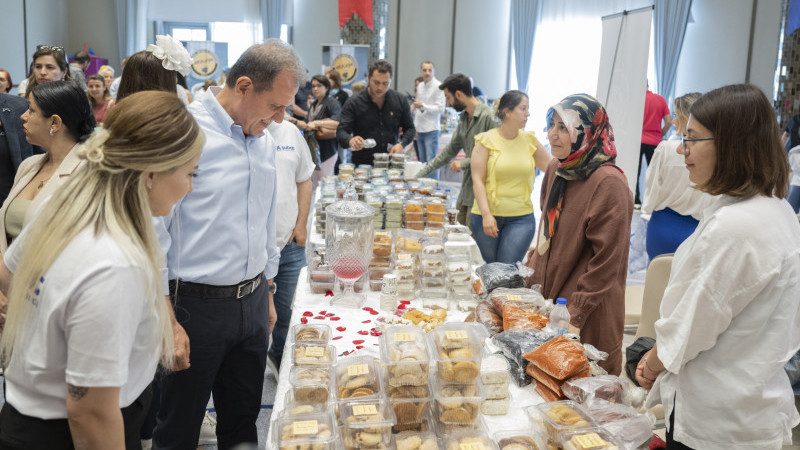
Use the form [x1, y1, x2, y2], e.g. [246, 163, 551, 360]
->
[596, 6, 653, 193]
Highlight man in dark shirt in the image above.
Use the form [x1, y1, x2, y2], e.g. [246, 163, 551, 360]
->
[337, 60, 415, 166]
[0, 93, 39, 204]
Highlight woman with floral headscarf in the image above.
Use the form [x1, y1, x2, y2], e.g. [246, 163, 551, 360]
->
[525, 94, 633, 375]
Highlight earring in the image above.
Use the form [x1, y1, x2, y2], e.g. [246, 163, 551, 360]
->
[49, 128, 54, 136]
[146, 181, 153, 190]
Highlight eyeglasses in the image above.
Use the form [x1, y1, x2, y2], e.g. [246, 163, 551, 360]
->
[680, 134, 714, 149]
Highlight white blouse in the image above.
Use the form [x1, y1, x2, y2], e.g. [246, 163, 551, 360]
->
[647, 195, 800, 449]
[641, 139, 716, 218]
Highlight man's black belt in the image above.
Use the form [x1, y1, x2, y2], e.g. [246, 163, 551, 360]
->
[168, 274, 263, 299]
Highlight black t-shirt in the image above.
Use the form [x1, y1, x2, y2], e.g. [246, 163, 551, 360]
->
[0, 123, 15, 205]
[785, 115, 800, 151]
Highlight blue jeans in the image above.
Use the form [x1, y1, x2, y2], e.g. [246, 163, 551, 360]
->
[788, 184, 800, 213]
[417, 130, 440, 179]
[470, 212, 536, 264]
[268, 241, 307, 363]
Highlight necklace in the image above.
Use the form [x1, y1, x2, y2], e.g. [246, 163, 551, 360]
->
[37, 177, 51, 190]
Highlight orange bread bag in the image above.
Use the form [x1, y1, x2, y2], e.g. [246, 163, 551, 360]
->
[535, 382, 562, 402]
[501, 304, 549, 331]
[523, 335, 588, 380]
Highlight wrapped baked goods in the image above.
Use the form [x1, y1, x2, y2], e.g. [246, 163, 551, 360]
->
[395, 431, 439, 450]
[392, 410, 434, 434]
[292, 324, 331, 344]
[489, 288, 547, 314]
[523, 336, 588, 380]
[475, 262, 531, 293]
[292, 343, 336, 366]
[431, 326, 482, 383]
[535, 383, 561, 403]
[475, 301, 503, 336]
[480, 354, 510, 385]
[561, 375, 625, 405]
[494, 431, 547, 450]
[388, 383, 431, 425]
[380, 326, 431, 386]
[480, 397, 509, 415]
[559, 428, 621, 450]
[531, 401, 595, 444]
[282, 390, 331, 418]
[526, 363, 590, 399]
[501, 304, 549, 331]
[443, 430, 497, 450]
[434, 378, 484, 425]
[335, 357, 382, 401]
[340, 399, 397, 449]
[373, 231, 393, 257]
[585, 400, 652, 450]
[274, 413, 337, 450]
[289, 366, 331, 405]
[492, 330, 554, 387]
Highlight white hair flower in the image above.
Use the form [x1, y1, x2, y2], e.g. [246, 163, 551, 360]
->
[146, 35, 192, 76]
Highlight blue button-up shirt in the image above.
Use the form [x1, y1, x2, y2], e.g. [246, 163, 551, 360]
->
[155, 87, 280, 293]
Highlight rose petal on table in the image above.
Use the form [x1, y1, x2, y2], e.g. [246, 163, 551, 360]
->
[397, 303, 407, 310]
[361, 320, 372, 324]
[325, 290, 334, 296]
[300, 317, 308, 324]
[332, 336, 342, 340]
[399, 300, 411, 305]
[353, 339, 365, 344]
[325, 313, 335, 317]
[314, 316, 324, 320]
[302, 311, 313, 317]
[336, 326, 346, 332]
[357, 330, 368, 335]
[319, 310, 327, 315]
[330, 317, 341, 321]
[356, 345, 365, 349]
[369, 310, 379, 315]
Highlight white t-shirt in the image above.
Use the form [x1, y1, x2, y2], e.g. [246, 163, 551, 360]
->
[3, 228, 161, 419]
[647, 195, 800, 449]
[641, 139, 717, 218]
[268, 120, 315, 249]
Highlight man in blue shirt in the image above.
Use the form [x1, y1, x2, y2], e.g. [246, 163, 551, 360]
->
[152, 39, 304, 449]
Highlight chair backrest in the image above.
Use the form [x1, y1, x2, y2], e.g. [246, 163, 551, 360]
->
[634, 254, 673, 341]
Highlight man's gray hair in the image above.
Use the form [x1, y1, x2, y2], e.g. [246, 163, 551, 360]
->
[226, 39, 306, 91]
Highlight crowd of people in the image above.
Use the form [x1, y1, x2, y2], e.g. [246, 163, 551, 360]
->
[0, 32, 797, 450]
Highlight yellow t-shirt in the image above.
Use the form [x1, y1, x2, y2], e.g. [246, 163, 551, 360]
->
[471, 128, 539, 217]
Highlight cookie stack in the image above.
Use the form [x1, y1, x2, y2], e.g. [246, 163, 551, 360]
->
[430, 324, 485, 431]
[479, 354, 510, 415]
[380, 325, 433, 434]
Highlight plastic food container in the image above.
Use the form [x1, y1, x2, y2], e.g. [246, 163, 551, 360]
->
[530, 401, 596, 444]
[433, 377, 484, 426]
[480, 354, 510, 385]
[421, 296, 450, 311]
[291, 343, 336, 366]
[482, 374, 509, 400]
[431, 325, 482, 383]
[493, 430, 547, 450]
[480, 397, 509, 415]
[388, 384, 431, 425]
[289, 365, 332, 405]
[334, 356, 383, 401]
[273, 413, 338, 450]
[292, 324, 332, 344]
[559, 427, 622, 450]
[380, 326, 431, 386]
[282, 389, 332, 417]
[310, 280, 335, 294]
[340, 399, 396, 449]
[420, 242, 445, 256]
[442, 429, 498, 450]
[393, 408, 435, 434]
[394, 430, 438, 450]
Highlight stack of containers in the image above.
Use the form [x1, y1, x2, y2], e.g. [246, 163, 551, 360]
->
[419, 238, 447, 299]
[374, 153, 390, 169]
[308, 249, 335, 294]
[430, 324, 485, 433]
[393, 252, 417, 302]
[424, 197, 446, 229]
[273, 412, 338, 450]
[339, 163, 355, 176]
[404, 197, 425, 230]
[365, 192, 385, 231]
[390, 153, 405, 170]
[526, 401, 603, 449]
[380, 325, 434, 434]
[479, 354, 510, 415]
[447, 258, 473, 299]
[387, 169, 404, 183]
[369, 231, 393, 291]
[384, 195, 403, 231]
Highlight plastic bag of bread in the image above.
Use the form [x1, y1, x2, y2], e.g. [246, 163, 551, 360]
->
[523, 336, 588, 380]
[535, 383, 561, 403]
[489, 287, 547, 314]
[502, 304, 549, 331]
[585, 400, 652, 450]
[475, 301, 503, 336]
[562, 375, 625, 405]
[491, 330, 553, 387]
[476, 262, 532, 293]
[527, 363, 590, 398]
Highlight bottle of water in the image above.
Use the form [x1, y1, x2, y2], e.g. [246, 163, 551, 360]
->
[549, 297, 570, 336]
[445, 188, 455, 209]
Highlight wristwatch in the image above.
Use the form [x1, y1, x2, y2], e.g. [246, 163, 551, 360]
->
[268, 282, 277, 295]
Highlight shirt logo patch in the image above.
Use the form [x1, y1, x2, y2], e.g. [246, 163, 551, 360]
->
[276, 145, 295, 152]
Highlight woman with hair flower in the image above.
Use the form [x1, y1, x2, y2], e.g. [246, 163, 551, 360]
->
[116, 35, 192, 103]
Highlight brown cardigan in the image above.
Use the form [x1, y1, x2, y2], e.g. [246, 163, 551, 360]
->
[526, 159, 633, 375]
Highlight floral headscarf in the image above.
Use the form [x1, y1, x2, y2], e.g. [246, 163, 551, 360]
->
[537, 93, 620, 255]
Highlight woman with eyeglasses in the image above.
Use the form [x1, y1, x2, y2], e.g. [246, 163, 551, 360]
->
[635, 84, 800, 449]
[0, 81, 94, 253]
[0, 90, 203, 449]
[641, 93, 716, 261]
[296, 74, 342, 187]
[22, 45, 73, 99]
[524, 94, 632, 376]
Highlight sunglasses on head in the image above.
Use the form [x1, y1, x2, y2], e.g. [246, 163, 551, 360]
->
[36, 45, 65, 54]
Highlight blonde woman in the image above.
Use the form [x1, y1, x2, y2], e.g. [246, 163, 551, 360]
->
[0, 90, 204, 449]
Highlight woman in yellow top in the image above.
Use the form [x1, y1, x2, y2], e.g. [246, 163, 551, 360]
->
[471, 90, 551, 263]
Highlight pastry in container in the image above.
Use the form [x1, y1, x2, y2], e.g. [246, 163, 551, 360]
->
[274, 413, 338, 450]
[559, 428, 621, 450]
[292, 324, 331, 344]
[433, 377, 484, 426]
[334, 356, 383, 401]
[493, 430, 547, 450]
[430, 325, 482, 383]
[289, 365, 332, 405]
[442, 429, 498, 450]
[340, 399, 397, 449]
[292, 343, 336, 366]
[529, 401, 596, 444]
[394, 430, 438, 450]
[380, 325, 431, 386]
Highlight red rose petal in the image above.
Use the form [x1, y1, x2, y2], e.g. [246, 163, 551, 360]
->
[353, 339, 365, 344]
[377, 317, 386, 323]
[300, 317, 308, 324]
[302, 311, 313, 317]
[369, 310, 379, 315]
[330, 317, 341, 321]
[336, 326, 346, 332]
[325, 290, 334, 296]
[357, 330, 369, 335]
[373, 343, 379, 346]
[356, 345, 365, 349]
[314, 316, 324, 320]
[325, 313, 335, 317]
[319, 310, 327, 315]
[399, 300, 411, 305]
[332, 336, 343, 340]
[361, 320, 372, 324]
[362, 307, 372, 311]
[397, 303, 407, 310]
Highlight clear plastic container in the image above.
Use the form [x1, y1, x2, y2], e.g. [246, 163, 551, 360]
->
[480, 397, 509, 415]
[310, 280, 335, 294]
[340, 399, 396, 449]
[493, 430, 547, 450]
[480, 354, 510, 385]
[442, 428, 497, 450]
[334, 356, 383, 401]
[380, 326, 431, 386]
[432, 324, 483, 383]
[483, 374, 509, 400]
[289, 365, 332, 405]
[388, 383, 431, 425]
[422, 278, 446, 290]
[273, 413, 338, 450]
[292, 324, 332, 344]
[394, 255, 417, 272]
[433, 377, 484, 426]
[393, 408, 435, 434]
[559, 427, 622, 450]
[281, 389, 332, 417]
[394, 430, 438, 450]
[291, 343, 336, 366]
[422, 296, 450, 311]
[531, 401, 596, 444]
[420, 241, 445, 256]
